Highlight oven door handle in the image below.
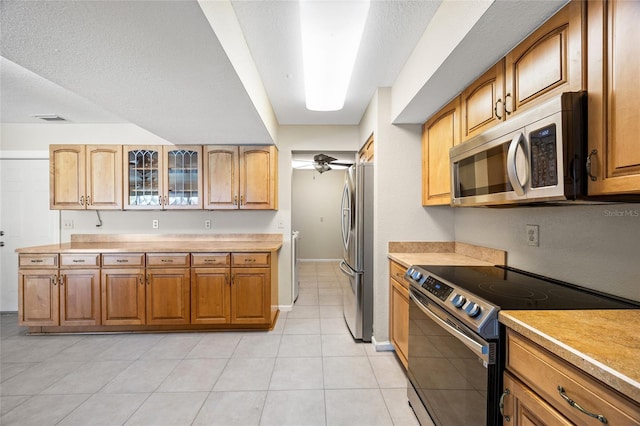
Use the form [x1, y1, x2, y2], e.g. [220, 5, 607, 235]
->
[410, 292, 493, 365]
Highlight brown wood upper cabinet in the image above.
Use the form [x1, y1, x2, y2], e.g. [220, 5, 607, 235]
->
[504, 1, 584, 118]
[50, 145, 123, 210]
[461, 60, 505, 142]
[123, 145, 203, 210]
[204, 145, 278, 210]
[359, 135, 374, 163]
[586, 0, 640, 195]
[422, 96, 461, 206]
[461, 1, 583, 143]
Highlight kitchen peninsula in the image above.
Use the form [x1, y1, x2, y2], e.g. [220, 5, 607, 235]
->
[16, 234, 282, 334]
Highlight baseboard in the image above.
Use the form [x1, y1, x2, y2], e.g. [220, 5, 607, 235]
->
[371, 336, 394, 352]
[278, 304, 293, 312]
[299, 259, 342, 263]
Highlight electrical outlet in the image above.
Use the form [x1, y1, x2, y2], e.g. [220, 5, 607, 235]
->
[204, 219, 211, 229]
[63, 219, 74, 229]
[526, 224, 539, 246]
[152, 219, 159, 229]
[277, 220, 284, 229]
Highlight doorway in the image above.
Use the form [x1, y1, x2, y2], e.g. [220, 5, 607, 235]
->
[0, 158, 59, 312]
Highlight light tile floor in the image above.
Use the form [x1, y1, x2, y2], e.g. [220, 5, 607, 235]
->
[0, 261, 419, 426]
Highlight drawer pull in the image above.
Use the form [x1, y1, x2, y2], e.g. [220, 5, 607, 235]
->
[161, 259, 174, 263]
[499, 388, 510, 422]
[72, 259, 85, 263]
[557, 386, 608, 424]
[116, 259, 129, 263]
[31, 259, 44, 263]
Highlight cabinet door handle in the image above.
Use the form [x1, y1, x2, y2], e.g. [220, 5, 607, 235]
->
[80, 195, 85, 206]
[499, 388, 510, 422]
[494, 98, 503, 120]
[504, 93, 513, 115]
[586, 149, 598, 181]
[86, 195, 91, 206]
[52, 275, 57, 286]
[240, 195, 244, 206]
[60, 275, 64, 286]
[557, 386, 608, 423]
[139, 275, 144, 286]
[233, 195, 238, 206]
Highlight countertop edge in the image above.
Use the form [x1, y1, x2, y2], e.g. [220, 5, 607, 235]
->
[499, 311, 640, 404]
[16, 242, 283, 253]
[387, 252, 496, 268]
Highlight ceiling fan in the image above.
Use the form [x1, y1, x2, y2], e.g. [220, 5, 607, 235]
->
[309, 153, 353, 174]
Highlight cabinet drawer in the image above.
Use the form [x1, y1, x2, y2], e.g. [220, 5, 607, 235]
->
[19, 254, 58, 268]
[232, 253, 270, 267]
[506, 330, 640, 425]
[192, 253, 230, 267]
[146, 253, 190, 267]
[60, 253, 100, 267]
[102, 253, 145, 267]
[389, 261, 408, 287]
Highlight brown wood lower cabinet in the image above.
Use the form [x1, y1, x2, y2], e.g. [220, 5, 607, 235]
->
[502, 372, 572, 425]
[18, 249, 278, 333]
[502, 329, 640, 425]
[191, 267, 231, 324]
[231, 267, 270, 324]
[18, 269, 59, 326]
[101, 268, 145, 325]
[146, 268, 190, 325]
[388, 260, 409, 369]
[60, 269, 100, 326]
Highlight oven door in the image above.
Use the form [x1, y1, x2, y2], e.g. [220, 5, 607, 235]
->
[407, 289, 499, 426]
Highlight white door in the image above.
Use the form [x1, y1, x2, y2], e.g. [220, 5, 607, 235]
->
[0, 158, 59, 312]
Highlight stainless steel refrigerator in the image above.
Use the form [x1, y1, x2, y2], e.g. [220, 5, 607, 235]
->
[339, 163, 373, 342]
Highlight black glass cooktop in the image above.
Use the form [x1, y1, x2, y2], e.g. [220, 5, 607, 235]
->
[416, 265, 639, 310]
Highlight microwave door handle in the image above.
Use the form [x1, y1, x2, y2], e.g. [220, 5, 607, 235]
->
[410, 292, 492, 364]
[507, 133, 527, 196]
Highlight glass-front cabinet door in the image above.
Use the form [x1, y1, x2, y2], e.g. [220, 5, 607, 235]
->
[124, 146, 163, 209]
[123, 145, 202, 210]
[164, 146, 202, 209]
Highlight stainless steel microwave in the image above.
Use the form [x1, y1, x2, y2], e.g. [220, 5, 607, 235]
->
[450, 92, 587, 206]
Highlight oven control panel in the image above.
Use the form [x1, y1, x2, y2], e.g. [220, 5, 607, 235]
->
[405, 266, 500, 339]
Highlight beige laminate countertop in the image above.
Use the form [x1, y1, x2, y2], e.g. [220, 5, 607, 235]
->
[16, 234, 283, 254]
[500, 310, 640, 404]
[388, 241, 506, 268]
[388, 252, 495, 268]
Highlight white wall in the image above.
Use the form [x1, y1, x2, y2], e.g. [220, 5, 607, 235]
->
[0, 123, 292, 310]
[455, 205, 640, 302]
[291, 169, 346, 260]
[359, 88, 456, 345]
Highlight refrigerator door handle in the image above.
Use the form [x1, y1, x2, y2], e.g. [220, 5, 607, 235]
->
[340, 183, 351, 252]
[339, 260, 357, 278]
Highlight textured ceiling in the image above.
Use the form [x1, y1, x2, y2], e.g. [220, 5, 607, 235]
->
[231, 0, 441, 125]
[0, 0, 567, 146]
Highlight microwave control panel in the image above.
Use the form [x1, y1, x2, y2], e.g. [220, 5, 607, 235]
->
[529, 123, 558, 188]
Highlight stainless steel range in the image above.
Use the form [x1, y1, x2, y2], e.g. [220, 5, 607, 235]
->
[404, 264, 639, 426]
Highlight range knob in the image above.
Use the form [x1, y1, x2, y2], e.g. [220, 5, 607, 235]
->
[412, 271, 423, 280]
[465, 302, 481, 318]
[451, 294, 466, 308]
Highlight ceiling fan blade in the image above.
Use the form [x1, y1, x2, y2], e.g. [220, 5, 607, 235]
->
[313, 153, 337, 163]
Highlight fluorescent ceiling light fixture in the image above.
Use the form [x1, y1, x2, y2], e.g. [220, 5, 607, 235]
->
[299, 0, 370, 111]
